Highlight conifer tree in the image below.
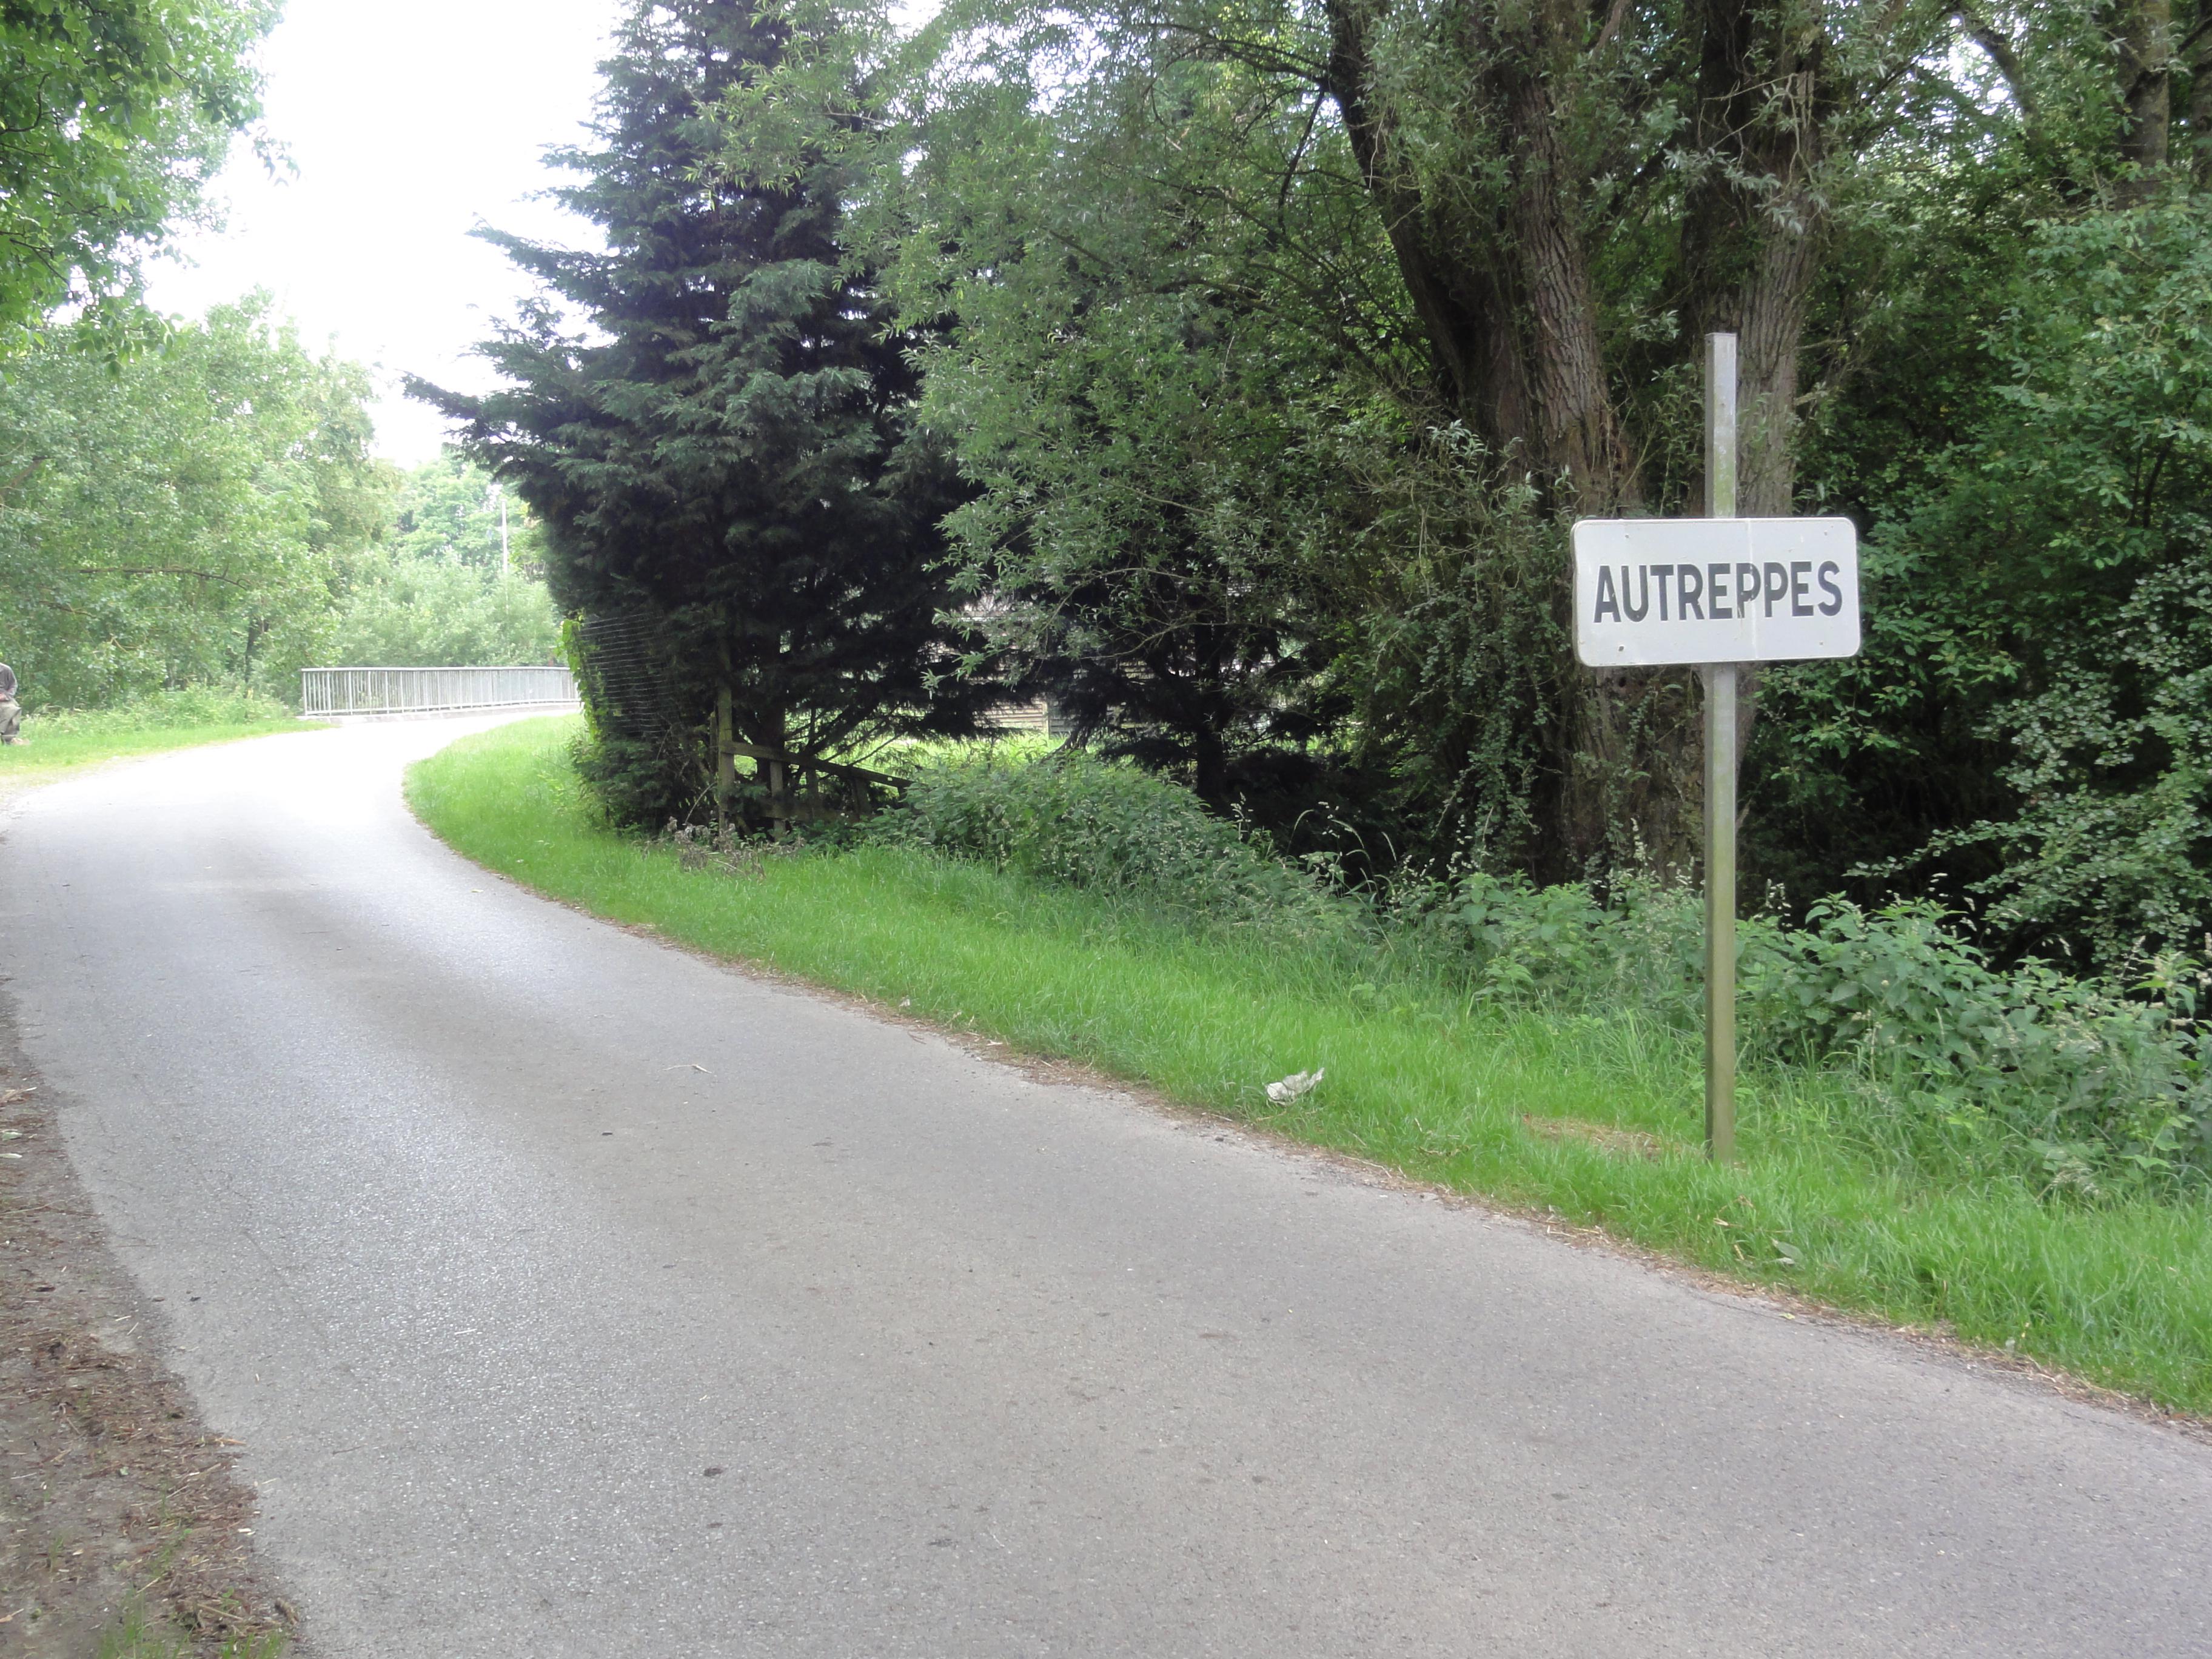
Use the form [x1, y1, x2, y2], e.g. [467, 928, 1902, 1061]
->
[415, 0, 987, 826]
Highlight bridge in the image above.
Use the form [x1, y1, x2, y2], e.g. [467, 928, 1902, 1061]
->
[300, 665, 577, 718]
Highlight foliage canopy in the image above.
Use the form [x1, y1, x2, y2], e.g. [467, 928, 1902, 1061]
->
[421, 0, 995, 828]
[0, 0, 274, 345]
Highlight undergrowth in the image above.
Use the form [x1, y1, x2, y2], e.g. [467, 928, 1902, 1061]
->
[22, 688, 298, 732]
[885, 745, 2212, 1201]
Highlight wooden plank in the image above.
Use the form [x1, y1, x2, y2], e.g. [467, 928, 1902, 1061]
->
[725, 742, 909, 789]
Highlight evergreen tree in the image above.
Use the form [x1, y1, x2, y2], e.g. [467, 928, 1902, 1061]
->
[414, 0, 988, 827]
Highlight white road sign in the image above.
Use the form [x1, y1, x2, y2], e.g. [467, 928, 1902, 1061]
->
[1573, 517, 1860, 668]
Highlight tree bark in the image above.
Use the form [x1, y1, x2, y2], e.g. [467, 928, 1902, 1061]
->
[2114, 0, 2176, 188]
[1321, 0, 1530, 450]
[2193, 16, 2212, 184]
[1492, 4, 1637, 506]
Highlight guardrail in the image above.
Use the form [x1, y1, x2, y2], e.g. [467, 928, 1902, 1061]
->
[301, 666, 577, 718]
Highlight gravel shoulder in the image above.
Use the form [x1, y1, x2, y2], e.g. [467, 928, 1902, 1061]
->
[1, 819, 293, 1655]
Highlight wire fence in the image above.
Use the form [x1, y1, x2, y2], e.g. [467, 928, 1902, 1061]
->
[300, 666, 577, 718]
[574, 614, 682, 738]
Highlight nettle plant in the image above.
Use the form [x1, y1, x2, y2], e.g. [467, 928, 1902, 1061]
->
[1421, 870, 2212, 1194]
[881, 743, 2211, 1196]
[1745, 902, 2210, 1193]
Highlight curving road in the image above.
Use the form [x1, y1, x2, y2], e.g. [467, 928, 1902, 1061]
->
[2, 719, 2208, 1657]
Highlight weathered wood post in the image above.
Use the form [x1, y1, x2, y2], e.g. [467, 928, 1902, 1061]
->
[715, 685, 737, 834]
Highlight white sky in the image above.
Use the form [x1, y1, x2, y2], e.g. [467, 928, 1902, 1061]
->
[145, 0, 622, 466]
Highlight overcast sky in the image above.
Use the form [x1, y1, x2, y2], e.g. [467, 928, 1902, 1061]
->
[144, 1, 622, 466]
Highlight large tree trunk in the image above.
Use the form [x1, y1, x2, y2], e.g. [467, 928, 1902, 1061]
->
[1322, 0, 1530, 449]
[1490, 1, 1677, 876]
[2193, 20, 2212, 184]
[1498, 59, 1636, 503]
[1677, 0, 1834, 786]
[1683, 0, 1828, 520]
[1321, 0, 1842, 879]
[2114, 0, 2176, 189]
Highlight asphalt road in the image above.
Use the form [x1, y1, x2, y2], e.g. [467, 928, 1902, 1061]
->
[3, 718, 2209, 1658]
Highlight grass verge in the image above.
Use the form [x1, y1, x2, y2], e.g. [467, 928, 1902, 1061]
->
[0, 722, 307, 784]
[409, 716, 2212, 1418]
[1, 695, 322, 793]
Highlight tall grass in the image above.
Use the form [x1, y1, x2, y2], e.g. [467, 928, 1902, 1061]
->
[409, 716, 2212, 1415]
[22, 688, 298, 732]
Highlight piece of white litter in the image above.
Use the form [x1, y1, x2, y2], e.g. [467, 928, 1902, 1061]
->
[1265, 1068, 1326, 1105]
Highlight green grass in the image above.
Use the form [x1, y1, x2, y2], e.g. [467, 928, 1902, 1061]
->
[409, 715, 2212, 1416]
[1, 694, 320, 788]
[0, 720, 306, 783]
[96, 1599, 287, 1659]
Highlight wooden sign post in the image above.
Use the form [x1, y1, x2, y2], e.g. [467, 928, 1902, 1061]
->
[1572, 333, 1863, 1161]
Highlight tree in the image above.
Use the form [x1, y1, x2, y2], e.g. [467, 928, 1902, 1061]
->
[418, 0, 994, 829]
[324, 547, 562, 670]
[388, 449, 546, 574]
[0, 0, 273, 344]
[0, 295, 386, 706]
[1728, 0, 2212, 956]
[1748, 195, 2212, 965]
[1055, 0, 1971, 871]
[881, 22, 1390, 810]
[321, 449, 559, 670]
[885, 0, 2212, 899]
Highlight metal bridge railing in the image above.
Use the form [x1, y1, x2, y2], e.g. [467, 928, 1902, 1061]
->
[300, 666, 578, 718]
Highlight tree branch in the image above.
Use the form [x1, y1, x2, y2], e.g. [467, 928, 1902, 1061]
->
[1590, 0, 1635, 55]
[64, 566, 252, 588]
[1953, 4, 2034, 121]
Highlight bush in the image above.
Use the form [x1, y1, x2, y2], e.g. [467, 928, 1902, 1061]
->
[1406, 867, 1702, 1013]
[1407, 868, 2211, 1193]
[874, 741, 2210, 1196]
[877, 746, 1355, 939]
[1741, 901, 2211, 1195]
[569, 726, 706, 833]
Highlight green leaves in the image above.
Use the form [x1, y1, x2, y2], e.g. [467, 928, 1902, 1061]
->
[0, 298, 384, 707]
[423, 0, 996, 828]
[874, 0, 1407, 806]
[1398, 864, 2212, 1196]
[882, 743, 1355, 939]
[0, 0, 273, 341]
[1875, 200, 2212, 966]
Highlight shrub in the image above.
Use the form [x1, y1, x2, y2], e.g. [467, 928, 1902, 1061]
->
[877, 746, 1354, 939]
[1741, 901, 2211, 1194]
[1407, 868, 2211, 1193]
[875, 742, 2209, 1195]
[569, 726, 706, 833]
[1403, 867, 1709, 1015]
